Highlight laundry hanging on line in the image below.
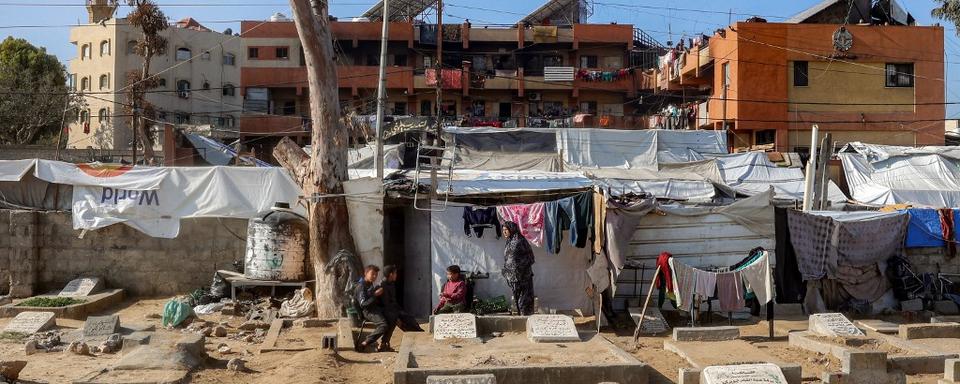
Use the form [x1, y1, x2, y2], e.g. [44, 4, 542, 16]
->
[463, 206, 501, 239]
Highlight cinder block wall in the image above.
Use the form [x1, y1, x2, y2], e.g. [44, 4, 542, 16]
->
[1, 209, 248, 297]
[906, 247, 960, 275]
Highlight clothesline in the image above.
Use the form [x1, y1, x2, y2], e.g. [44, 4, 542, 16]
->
[667, 251, 774, 313]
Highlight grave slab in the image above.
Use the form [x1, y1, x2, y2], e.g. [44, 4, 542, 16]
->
[855, 320, 900, 334]
[945, 358, 960, 382]
[526, 314, 580, 343]
[59, 277, 104, 297]
[701, 363, 788, 384]
[83, 315, 121, 339]
[899, 323, 960, 339]
[432, 313, 477, 340]
[672, 326, 739, 342]
[789, 331, 951, 375]
[0, 289, 125, 320]
[809, 313, 864, 337]
[664, 339, 801, 384]
[426, 374, 497, 384]
[2, 312, 55, 335]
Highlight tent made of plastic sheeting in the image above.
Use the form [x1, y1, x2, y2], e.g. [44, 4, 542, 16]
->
[0, 159, 34, 182]
[840, 142, 960, 207]
[707, 152, 848, 204]
[347, 144, 403, 169]
[442, 128, 562, 172]
[437, 169, 593, 195]
[72, 166, 304, 238]
[557, 128, 727, 169]
[430, 203, 593, 314]
[184, 134, 271, 167]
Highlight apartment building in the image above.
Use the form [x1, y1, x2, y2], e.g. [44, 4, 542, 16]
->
[67, 0, 241, 151]
[237, 0, 663, 155]
[658, 0, 945, 151]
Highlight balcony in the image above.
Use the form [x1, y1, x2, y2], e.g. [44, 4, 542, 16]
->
[573, 24, 633, 49]
[239, 114, 310, 136]
[241, 65, 414, 93]
[332, 21, 415, 44]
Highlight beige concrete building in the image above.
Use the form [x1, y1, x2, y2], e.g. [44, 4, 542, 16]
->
[67, 0, 241, 151]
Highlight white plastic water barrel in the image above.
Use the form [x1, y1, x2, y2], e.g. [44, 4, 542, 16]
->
[244, 204, 308, 281]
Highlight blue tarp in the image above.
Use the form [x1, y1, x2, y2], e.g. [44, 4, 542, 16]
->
[905, 208, 945, 248]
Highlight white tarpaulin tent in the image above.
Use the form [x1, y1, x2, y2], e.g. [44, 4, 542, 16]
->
[840, 142, 960, 207]
[0, 159, 35, 182]
[430, 204, 593, 313]
[0, 160, 303, 238]
[707, 152, 847, 204]
[557, 128, 727, 169]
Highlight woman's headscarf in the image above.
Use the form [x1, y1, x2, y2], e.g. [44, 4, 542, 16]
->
[503, 221, 534, 279]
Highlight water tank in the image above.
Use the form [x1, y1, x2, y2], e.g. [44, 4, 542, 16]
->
[244, 203, 308, 281]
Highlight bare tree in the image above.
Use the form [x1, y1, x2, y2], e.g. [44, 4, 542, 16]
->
[125, 0, 168, 164]
[279, 0, 357, 319]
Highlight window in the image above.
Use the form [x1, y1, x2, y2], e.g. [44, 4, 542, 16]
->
[79, 110, 90, 123]
[420, 100, 432, 116]
[793, 61, 809, 87]
[176, 80, 191, 98]
[201, 51, 211, 61]
[100, 40, 110, 56]
[98, 108, 109, 123]
[299, 46, 306, 66]
[99, 74, 109, 90]
[722, 62, 731, 89]
[276, 47, 289, 59]
[248, 47, 259, 59]
[579, 101, 597, 114]
[68, 74, 77, 91]
[80, 77, 90, 91]
[393, 54, 408, 67]
[157, 111, 167, 121]
[176, 47, 191, 61]
[81, 44, 92, 59]
[543, 55, 563, 67]
[392, 102, 407, 115]
[222, 84, 236, 97]
[886, 63, 914, 87]
[175, 112, 190, 124]
[423, 56, 433, 69]
[157, 78, 166, 87]
[281, 101, 296, 115]
[755, 130, 776, 146]
[126, 40, 138, 54]
[217, 115, 236, 128]
[223, 53, 236, 66]
[579, 55, 597, 68]
[202, 81, 210, 90]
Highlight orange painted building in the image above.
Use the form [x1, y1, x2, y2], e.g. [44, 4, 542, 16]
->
[662, 3, 944, 152]
[237, 6, 663, 151]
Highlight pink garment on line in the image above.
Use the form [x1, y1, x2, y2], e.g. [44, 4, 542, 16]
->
[497, 203, 545, 247]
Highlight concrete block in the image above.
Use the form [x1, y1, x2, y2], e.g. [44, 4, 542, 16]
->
[936, 301, 960, 315]
[932, 316, 960, 323]
[843, 351, 887, 372]
[946, 358, 960, 382]
[899, 323, 960, 339]
[902, 298, 924, 312]
[336, 318, 355, 352]
[672, 326, 740, 342]
[426, 374, 496, 384]
[678, 368, 700, 384]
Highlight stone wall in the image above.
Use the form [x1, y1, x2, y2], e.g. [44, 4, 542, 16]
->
[906, 247, 960, 275]
[0, 209, 248, 297]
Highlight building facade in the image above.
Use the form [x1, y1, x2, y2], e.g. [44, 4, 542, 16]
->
[658, 0, 945, 152]
[67, 0, 241, 151]
[237, 4, 662, 156]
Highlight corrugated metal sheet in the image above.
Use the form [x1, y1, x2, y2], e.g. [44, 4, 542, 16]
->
[544, 66, 575, 82]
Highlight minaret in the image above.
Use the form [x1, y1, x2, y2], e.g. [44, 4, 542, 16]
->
[86, 0, 118, 24]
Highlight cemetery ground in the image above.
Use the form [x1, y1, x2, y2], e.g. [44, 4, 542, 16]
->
[2, 297, 955, 383]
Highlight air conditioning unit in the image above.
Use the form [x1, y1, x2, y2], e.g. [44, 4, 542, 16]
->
[528, 92, 542, 101]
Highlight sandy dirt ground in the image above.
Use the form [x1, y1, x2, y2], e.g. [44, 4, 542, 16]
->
[0, 299, 951, 384]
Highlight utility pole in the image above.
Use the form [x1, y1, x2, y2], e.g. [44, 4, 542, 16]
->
[374, 0, 390, 179]
[132, 107, 139, 165]
[430, 0, 443, 199]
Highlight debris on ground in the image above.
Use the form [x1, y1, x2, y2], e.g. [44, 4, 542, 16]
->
[226, 358, 246, 372]
[0, 360, 27, 382]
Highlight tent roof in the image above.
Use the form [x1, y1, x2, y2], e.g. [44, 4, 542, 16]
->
[362, 0, 436, 21]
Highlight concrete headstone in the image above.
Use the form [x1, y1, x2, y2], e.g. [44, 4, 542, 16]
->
[2, 312, 55, 335]
[82, 315, 120, 338]
[701, 363, 788, 384]
[629, 306, 670, 334]
[426, 374, 496, 384]
[526, 314, 580, 342]
[433, 313, 477, 340]
[58, 277, 104, 297]
[809, 313, 864, 337]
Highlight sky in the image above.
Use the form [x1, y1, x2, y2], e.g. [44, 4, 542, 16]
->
[2, 0, 959, 115]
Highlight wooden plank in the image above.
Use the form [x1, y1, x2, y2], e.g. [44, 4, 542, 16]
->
[259, 318, 285, 353]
